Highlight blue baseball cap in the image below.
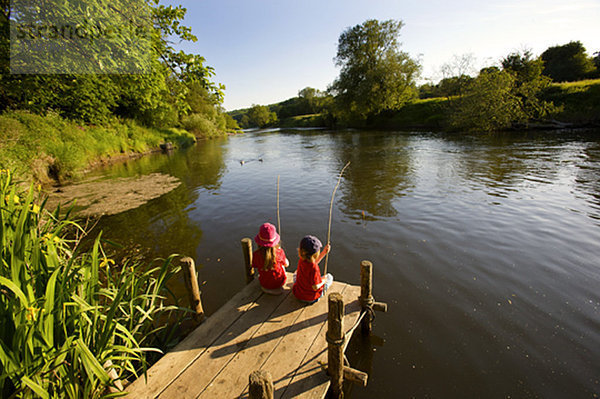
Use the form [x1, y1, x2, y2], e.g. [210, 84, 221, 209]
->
[300, 235, 322, 255]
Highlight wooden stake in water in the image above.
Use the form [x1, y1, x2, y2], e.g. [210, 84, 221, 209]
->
[324, 161, 350, 275]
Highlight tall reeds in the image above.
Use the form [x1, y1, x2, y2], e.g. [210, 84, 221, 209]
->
[0, 170, 187, 398]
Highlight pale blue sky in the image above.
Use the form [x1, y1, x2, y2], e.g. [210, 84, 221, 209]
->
[164, 0, 600, 111]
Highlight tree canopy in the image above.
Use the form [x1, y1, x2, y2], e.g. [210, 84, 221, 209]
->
[449, 50, 557, 132]
[330, 19, 420, 121]
[541, 41, 596, 82]
[0, 0, 229, 134]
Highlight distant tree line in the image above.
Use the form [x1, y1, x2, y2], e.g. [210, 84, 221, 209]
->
[230, 87, 334, 129]
[420, 41, 599, 101]
[231, 18, 599, 132]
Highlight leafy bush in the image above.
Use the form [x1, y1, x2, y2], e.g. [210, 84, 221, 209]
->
[181, 113, 222, 138]
[0, 171, 188, 398]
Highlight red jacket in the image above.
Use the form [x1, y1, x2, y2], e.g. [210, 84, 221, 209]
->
[293, 259, 323, 302]
[252, 248, 287, 289]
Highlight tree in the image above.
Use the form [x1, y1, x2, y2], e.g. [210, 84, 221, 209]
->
[0, 0, 224, 128]
[449, 69, 521, 132]
[541, 41, 596, 82]
[439, 53, 477, 97]
[247, 104, 277, 128]
[501, 50, 555, 120]
[593, 51, 600, 75]
[450, 50, 557, 132]
[330, 19, 420, 121]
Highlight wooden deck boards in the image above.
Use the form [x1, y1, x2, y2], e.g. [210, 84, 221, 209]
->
[125, 272, 362, 399]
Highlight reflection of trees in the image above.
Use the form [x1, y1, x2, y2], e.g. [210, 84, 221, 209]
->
[574, 142, 600, 213]
[332, 132, 415, 219]
[97, 185, 203, 261]
[96, 138, 228, 191]
[449, 133, 562, 193]
[85, 138, 228, 261]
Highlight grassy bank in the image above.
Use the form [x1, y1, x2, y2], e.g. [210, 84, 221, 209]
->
[370, 79, 600, 131]
[542, 79, 600, 125]
[0, 171, 188, 397]
[0, 111, 197, 184]
[278, 113, 326, 128]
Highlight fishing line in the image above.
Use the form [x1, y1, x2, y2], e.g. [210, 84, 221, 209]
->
[277, 175, 281, 236]
[324, 161, 351, 275]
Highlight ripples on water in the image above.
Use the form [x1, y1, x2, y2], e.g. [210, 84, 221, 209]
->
[88, 129, 600, 398]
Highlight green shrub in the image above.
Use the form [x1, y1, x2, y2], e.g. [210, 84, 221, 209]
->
[0, 170, 188, 398]
[181, 113, 222, 138]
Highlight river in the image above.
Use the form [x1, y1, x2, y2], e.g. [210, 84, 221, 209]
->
[83, 128, 600, 398]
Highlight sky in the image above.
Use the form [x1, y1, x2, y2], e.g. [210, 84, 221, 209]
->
[163, 0, 600, 111]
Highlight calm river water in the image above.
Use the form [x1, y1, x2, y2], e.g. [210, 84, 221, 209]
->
[87, 129, 600, 398]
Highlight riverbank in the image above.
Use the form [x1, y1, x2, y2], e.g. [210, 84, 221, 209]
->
[0, 110, 197, 185]
[269, 79, 600, 131]
[371, 79, 600, 130]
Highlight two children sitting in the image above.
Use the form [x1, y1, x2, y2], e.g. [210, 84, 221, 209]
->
[252, 223, 333, 303]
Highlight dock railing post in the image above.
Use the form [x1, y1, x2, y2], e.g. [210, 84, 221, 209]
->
[327, 292, 345, 398]
[360, 260, 388, 335]
[241, 238, 255, 284]
[248, 370, 273, 399]
[360, 261, 374, 334]
[181, 256, 205, 322]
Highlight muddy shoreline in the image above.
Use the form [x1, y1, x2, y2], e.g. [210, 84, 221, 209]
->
[43, 146, 183, 217]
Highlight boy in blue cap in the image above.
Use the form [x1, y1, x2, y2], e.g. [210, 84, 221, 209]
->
[292, 235, 333, 303]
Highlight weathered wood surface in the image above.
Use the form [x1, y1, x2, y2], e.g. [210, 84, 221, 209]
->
[125, 272, 362, 399]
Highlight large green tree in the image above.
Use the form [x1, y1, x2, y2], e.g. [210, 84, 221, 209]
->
[541, 41, 596, 82]
[330, 19, 420, 121]
[0, 0, 224, 128]
[247, 104, 277, 128]
[501, 50, 554, 120]
[450, 50, 556, 132]
[449, 69, 521, 132]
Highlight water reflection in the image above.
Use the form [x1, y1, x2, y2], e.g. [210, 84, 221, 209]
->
[87, 138, 229, 261]
[83, 128, 600, 398]
[332, 132, 415, 219]
[574, 142, 600, 221]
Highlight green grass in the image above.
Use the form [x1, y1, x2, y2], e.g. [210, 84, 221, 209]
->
[369, 97, 449, 130]
[370, 79, 600, 130]
[0, 111, 197, 184]
[542, 79, 600, 124]
[0, 171, 189, 398]
[278, 113, 326, 128]
[551, 78, 600, 88]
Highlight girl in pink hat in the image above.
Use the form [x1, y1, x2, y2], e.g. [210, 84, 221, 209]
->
[252, 223, 289, 294]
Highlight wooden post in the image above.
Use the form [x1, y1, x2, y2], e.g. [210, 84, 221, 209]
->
[327, 292, 345, 398]
[103, 360, 124, 393]
[181, 257, 205, 322]
[359, 260, 388, 335]
[248, 370, 273, 399]
[360, 260, 374, 335]
[241, 238, 254, 284]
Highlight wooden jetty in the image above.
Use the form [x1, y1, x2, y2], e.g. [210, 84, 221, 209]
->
[124, 239, 387, 399]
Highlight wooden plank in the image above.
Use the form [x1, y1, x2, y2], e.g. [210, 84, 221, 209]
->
[158, 278, 293, 398]
[200, 278, 310, 398]
[280, 285, 361, 399]
[235, 281, 350, 399]
[125, 279, 265, 398]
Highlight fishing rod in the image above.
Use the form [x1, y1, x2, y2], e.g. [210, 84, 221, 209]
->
[276, 175, 281, 236]
[324, 161, 351, 275]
